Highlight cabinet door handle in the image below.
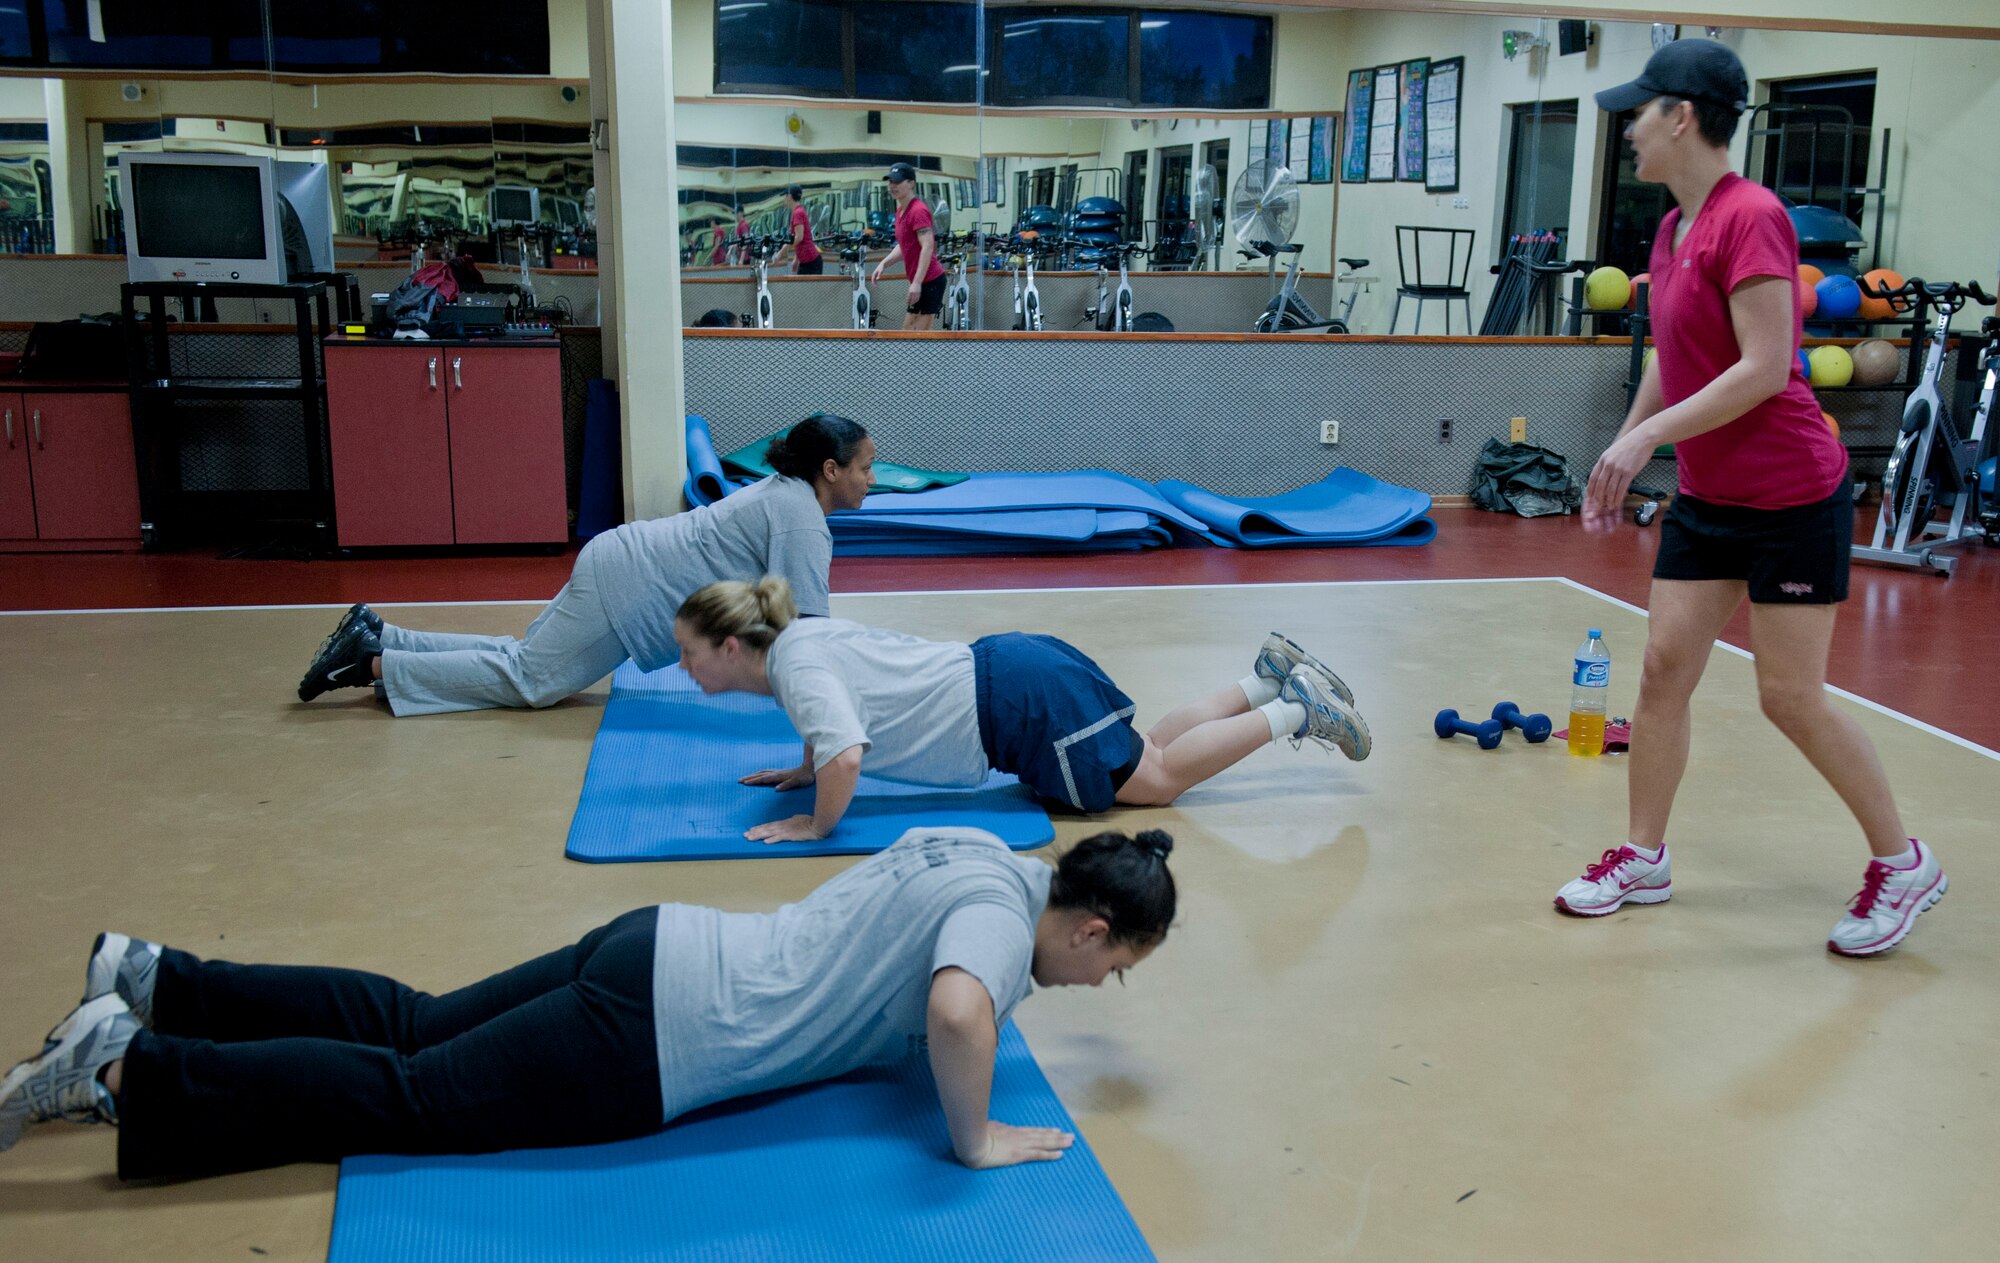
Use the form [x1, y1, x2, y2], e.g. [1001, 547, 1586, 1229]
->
[452, 356, 462, 389]
[30, 409, 42, 449]
[428, 356, 438, 389]
[3, 407, 12, 448]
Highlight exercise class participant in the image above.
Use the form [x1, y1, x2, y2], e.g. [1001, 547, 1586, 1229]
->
[1560, 39, 1944, 956]
[0, 827, 1173, 1179]
[870, 163, 946, 331]
[776, 184, 823, 276]
[673, 577, 1371, 844]
[296, 415, 876, 715]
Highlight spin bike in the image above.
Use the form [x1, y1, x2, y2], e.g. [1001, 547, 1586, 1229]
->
[1081, 242, 1147, 332]
[836, 231, 878, 330]
[745, 234, 787, 329]
[939, 234, 974, 331]
[1008, 236, 1046, 331]
[1853, 277, 1999, 577]
[1244, 241, 1368, 333]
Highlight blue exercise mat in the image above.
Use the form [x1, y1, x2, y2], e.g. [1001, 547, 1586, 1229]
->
[330, 1023, 1155, 1263]
[683, 414, 738, 507]
[1157, 468, 1435, 546]
[846, 471, 1209, 534]
[837, 507, 1104, 541]
[566, 662, 1053, 862]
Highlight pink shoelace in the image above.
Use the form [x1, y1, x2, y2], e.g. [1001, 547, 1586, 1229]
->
[1582, 846, 1638, 881]
[1848, 861, 1892, 917]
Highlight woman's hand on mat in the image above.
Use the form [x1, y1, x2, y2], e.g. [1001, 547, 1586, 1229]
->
[1582, 432, 1649, 533]
[745, 814, 824, 843]
[740, 764, 815, 790]
[961, 1121, 1074, 1169]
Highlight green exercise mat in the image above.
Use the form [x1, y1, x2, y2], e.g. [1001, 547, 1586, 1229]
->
[723, 426, 969, 494]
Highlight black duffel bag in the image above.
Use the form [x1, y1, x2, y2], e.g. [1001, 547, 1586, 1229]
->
[16, 315, 127, 381]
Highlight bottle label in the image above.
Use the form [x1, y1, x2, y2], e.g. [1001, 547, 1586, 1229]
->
[1573, 659, 1609, 687]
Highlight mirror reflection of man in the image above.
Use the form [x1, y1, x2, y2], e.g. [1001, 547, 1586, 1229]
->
[870, 163, 946, 331]
[775, 184, 823, 276]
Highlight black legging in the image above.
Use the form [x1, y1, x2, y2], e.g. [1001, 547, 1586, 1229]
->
[116, 908, 660, 1181]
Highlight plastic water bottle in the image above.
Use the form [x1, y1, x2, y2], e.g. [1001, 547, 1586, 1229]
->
[1568, 629, 1610, 757]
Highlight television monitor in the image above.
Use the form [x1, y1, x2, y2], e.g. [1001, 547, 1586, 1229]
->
[122, 152, 283, 285]
[490, 184, 540, 227]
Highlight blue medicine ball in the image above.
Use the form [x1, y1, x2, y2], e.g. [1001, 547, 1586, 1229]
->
[1797, 350, 1811, 377]
[1815, 274, 1862, 321]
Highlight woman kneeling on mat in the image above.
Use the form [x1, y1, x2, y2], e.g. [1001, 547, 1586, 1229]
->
[1, 827, 1172, 1179]
[295, 413, 876, 716]
[674, 577, 1371, 844]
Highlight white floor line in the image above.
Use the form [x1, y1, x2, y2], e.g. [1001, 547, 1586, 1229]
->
[1556, 576, 2000, 764]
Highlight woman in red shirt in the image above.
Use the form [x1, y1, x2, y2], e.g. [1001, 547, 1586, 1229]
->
[870, 163, 947, 330]
[777, 184, 823, 276]
[1559, 40, 1943, 957]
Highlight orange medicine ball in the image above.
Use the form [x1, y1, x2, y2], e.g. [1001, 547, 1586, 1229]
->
[1857, 269, 1906, 321]
[1798, 263, 1825, 290]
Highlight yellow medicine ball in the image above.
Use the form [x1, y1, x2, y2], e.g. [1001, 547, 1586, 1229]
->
[1807, 345, 1854, 388]
[1584, 266, 1631, 311]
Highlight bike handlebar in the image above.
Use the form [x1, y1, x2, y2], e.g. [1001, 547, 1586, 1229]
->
[1857, 276, 1998, 308]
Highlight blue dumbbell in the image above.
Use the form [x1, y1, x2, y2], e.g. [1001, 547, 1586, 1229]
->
[1434, 708, 1503, 750]
[1491, 701, 1553, 744]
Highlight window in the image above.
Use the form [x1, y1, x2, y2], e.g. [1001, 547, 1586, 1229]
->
[1, 1, 35, 62]
[40, 0, 245, 68]
[1595, 106, 1672, 277]
[1138, 11, 1270, 110]
[1501, 100, 1577, 250]
[992, 8, 1128, 107]
[854, 2, 978, 103]
[714, 0, 846, 96]
[1759, 74, 1875, 229]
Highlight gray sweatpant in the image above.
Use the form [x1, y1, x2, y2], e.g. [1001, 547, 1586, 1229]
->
[379, 545, 633, 717]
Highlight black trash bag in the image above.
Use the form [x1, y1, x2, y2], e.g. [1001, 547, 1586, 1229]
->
[1470, 438, 1584, 518]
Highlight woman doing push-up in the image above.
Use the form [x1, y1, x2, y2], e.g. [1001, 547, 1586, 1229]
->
[673, 577, 1371, 843]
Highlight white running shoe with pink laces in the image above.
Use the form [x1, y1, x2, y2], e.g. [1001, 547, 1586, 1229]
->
[1553, 844, 1672, 917]
[1827, 841, 1946, 957]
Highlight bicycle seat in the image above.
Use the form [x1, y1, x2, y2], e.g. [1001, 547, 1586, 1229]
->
[1338, 257, 1370, 269]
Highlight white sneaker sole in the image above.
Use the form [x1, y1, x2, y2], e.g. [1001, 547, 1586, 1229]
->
[1828, 873, 1947, 957]
[1554, 884, 1672, 917]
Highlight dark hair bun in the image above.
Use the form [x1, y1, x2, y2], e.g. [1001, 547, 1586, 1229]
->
[1134, 829, 1174, 860]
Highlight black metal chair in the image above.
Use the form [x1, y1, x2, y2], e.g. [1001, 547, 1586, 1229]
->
[1391, 226, 1476, 334]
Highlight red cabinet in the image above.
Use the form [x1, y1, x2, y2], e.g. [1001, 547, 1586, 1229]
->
[325, 342, 566, 548]
[0, 390, 142, 551]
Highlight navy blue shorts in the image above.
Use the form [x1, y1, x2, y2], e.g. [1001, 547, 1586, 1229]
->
[971, 633, 1142, 814]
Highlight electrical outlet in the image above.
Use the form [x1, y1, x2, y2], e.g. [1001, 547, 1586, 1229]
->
[1452, 196, 1471, 210]
[1320, 420, 1340, 445]
[1439, 418, 1453, 443]
[1510, 415, 1527, 442]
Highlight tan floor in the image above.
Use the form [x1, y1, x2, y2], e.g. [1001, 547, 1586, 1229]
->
[1, 580, 1995, 1262]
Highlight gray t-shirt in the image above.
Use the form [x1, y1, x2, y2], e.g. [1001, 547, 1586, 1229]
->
[765, 617, 989, 787]
[651, 827, 1051, 1121]
[593, 475, 831, 671]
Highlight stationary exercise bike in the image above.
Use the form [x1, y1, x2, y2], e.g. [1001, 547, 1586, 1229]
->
[836, 232, 878, 330]
[939, 235, 974, 332]
[1081, 242, 1145, 332]
[1008, 236, 1046, 332]
[746, 234, 787, 329]
[1245, 241, 1367, 333]
[1853, 277, 1998, 577]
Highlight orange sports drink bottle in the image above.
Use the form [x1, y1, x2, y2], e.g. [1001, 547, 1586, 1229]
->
[1569, 629, 1610, 757]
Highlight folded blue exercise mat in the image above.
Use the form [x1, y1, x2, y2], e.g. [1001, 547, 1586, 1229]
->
[1157, 468, 1437, 547]
[329, 1023, 1155, 1263]
[565, 662, 1053, 862]
[844, 470, 1210, 535]
[683, 415, 753, 508]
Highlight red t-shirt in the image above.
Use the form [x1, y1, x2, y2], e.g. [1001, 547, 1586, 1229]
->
[895, 198, 946, 283]
[1647, 172, 1845, 508]
[791, 204, 820, 265]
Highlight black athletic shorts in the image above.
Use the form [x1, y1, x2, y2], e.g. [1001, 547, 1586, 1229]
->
[908, 273, 947, 316]
[1652, 479, 1852, 604]
[795, 257, 825, 275]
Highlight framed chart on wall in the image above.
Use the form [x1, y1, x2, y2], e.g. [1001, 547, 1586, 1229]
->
[1250, 118, 1270, 169]
[1424, 56, 1463, 193]
[1309, 116, 1335, 184]
[1367, 63, 1399, 182]
[1287, 116, 1311, 175]
[1396, 58, 1429, 183]
[1266, 117, 1289, 170]
[1341, 69, 1370, 183]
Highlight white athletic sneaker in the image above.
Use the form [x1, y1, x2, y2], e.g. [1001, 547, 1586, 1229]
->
[1255, 632, 1355, 706]
[1553, 844, 1673, 916]
[0, 995, 137, 1152]
[82, 933, 161, 1025]
[1828, 841, 1947, 957]
[1281, 664, 1371, 760]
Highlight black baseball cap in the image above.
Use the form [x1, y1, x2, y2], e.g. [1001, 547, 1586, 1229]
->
[884, 162, 917, 184]
[1594, 38, 1749, 114]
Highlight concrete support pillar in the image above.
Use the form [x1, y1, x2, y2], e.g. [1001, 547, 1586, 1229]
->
[599, 0, 687, 521]
[42, 79, 95, 254]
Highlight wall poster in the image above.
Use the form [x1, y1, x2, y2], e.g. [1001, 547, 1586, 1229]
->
[1367, 64, 1400, 182]
[1340, 69, 1371, 183]
[1396, 58, 1429, 183]
[1308, 116, 1336, 184]
[1424, 56, 1463, 193]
